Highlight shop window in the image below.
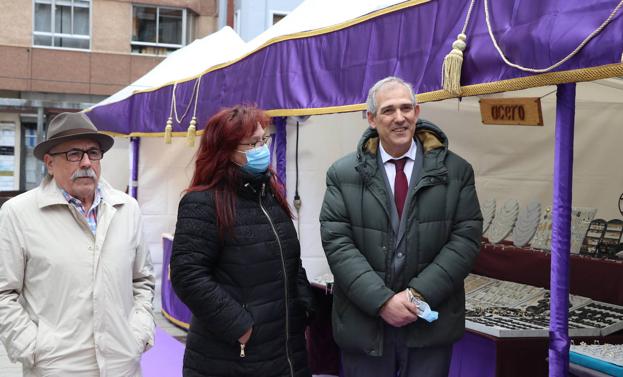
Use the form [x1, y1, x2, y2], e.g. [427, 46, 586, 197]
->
[33, 0, 91, 50]
[0, 122, 16, 191]
[132, 5, 193, 56]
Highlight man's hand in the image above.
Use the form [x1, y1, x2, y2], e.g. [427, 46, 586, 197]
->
[379, 290, 419, 327]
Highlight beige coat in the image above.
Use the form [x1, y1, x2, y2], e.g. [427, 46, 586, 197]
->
[0, 177, 155, 377]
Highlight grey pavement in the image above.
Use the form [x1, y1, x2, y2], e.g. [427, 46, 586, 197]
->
[0, 312, 336, 377]
[0, 312, 186, 377]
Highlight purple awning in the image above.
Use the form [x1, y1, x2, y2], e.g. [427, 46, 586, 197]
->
[86, 0, 623, 135]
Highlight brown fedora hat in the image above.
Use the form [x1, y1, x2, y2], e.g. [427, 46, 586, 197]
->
[34, 112, 114, 160]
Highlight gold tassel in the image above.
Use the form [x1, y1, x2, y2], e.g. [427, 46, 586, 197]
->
[187, 117, 197, 147]
[442, 33, 467, 96]
[164, 117, 173, 144]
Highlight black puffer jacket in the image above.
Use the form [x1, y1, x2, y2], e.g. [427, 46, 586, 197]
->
[171, 172, 313, 377]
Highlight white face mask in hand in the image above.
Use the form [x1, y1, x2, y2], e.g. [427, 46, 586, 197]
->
[407, 289, 438, 322]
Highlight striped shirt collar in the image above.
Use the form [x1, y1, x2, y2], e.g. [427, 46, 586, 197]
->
[61, 187, 102, 235]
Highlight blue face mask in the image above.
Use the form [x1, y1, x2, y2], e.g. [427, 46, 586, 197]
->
[237, 144, 271, 174]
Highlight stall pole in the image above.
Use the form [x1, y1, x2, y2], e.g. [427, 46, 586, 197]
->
[129, 137, 140, 199]
[273, 117, 287, 188]
[549, 83, 576, 377]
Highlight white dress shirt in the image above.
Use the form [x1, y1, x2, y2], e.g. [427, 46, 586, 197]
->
[379, 140, 417, 193]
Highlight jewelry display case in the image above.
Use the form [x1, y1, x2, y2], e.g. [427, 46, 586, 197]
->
[465, 274, 623, 338]
[462, 245, 623, 376]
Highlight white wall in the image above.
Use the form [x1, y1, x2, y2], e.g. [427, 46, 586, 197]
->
[100, 137, 130, 191]
[284, 114, 369, 279]
[139, 137, 197, 309]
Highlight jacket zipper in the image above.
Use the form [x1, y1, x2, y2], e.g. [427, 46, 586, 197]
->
[240, 304, 247, 358]
[258, 183, 294, 377]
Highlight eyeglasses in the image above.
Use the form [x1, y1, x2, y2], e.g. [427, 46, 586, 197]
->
[239, 135, 271, 149]
[48, 148, 104, 162]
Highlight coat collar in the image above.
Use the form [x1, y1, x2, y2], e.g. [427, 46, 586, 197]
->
[237, 169, 273, 199]
[355, 119, 448, 184]
[36, 176, 128, 209]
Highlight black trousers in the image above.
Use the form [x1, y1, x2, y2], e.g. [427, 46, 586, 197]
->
[340, 324, 453, 377]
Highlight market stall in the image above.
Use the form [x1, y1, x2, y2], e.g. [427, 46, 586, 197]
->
[85, 0, 623, 375]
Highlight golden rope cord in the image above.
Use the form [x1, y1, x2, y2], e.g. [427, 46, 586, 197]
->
[484, 0, 623, 73]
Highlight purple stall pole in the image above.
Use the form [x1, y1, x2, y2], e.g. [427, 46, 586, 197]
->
[549, 83, 576, 377]
[129, 137, 140, 199]
[272, 117, 287, 189]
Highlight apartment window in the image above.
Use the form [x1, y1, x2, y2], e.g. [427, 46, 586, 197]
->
[33, 0, 91, 50]
[132, 5, 192, 55]
[271, 11, 287, 25]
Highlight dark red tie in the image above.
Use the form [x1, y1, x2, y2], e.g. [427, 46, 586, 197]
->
[392, 158, 408, 219]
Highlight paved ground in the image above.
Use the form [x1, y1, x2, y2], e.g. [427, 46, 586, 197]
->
[0, 312, 187, 377]
[0, 313, 335, 377]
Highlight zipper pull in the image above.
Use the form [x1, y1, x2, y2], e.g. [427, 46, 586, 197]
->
[260, 183, 266, 197]
[239, 343, 246, 358]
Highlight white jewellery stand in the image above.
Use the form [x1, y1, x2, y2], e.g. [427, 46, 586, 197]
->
[481, 198, 496, 238]
[487, 199, 519, 244]
[570, 207, 598, 254]
[512, 201, 542, 248]
[531, 207, 553, 250]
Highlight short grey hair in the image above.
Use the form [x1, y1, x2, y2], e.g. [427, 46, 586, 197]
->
[366, 76, 417, 116]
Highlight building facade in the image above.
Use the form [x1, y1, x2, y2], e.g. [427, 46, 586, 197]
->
[0, 0, 218, 191]
[233, 0, 303, 41]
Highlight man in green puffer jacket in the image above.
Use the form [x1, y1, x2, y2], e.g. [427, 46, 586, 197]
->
[320, 76, 482, 377]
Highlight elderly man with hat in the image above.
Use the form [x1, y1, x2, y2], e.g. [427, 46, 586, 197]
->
[0, 112, 155, 376]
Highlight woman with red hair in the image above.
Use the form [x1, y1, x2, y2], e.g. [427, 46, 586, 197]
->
[171, 105, 313, 377]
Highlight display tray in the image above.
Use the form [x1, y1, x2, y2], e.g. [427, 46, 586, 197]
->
[466, 300, 623, 338]
[466, 314, 601, 338]
[465, 277, 545, 311]
[569, 301, 623, 336]
[464, 273, 497, 295]
[570, 342, 623, 370]
[465, 273, 623, 338]
[466, 315, 549, 338]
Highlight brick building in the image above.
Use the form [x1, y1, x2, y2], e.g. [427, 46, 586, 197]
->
[0, 0, 219, 190]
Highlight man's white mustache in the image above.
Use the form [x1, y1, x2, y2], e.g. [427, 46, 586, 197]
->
[71, 168, 97, 181]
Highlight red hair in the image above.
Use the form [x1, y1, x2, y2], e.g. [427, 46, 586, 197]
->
[187, 105, 292, 237]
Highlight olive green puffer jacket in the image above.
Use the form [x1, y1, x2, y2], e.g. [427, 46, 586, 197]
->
[320, 119, 482, 356]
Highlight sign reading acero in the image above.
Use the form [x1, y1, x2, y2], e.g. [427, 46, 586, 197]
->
[479, 98, 543, 126]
